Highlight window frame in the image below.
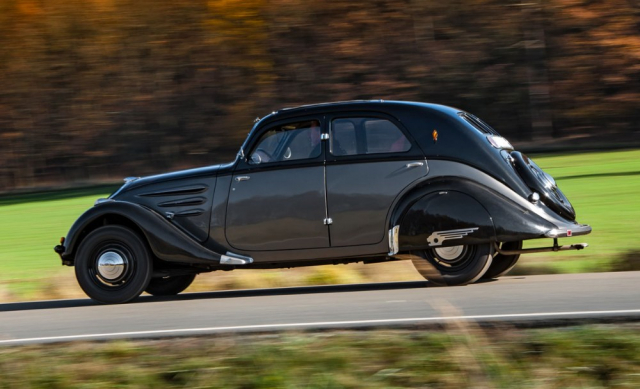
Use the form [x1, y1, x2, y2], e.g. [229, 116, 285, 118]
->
[326, 112, 419, 162]
[237, 116, 326, 172]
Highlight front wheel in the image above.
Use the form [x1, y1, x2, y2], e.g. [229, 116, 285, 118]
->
[145, 274, 196, 296]
[411, 243, 493, 286]
[75, 225, 152, 304]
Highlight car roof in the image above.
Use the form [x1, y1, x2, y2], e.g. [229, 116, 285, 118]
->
[272, 100, 461, 118]
[243, 100, 465, 153]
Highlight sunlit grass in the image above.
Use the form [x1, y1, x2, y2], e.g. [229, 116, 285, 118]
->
[0, 195, 101, 276]
[519, 149, 640, 273]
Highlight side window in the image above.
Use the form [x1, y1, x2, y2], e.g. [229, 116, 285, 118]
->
[249, 120, 321, 164]
[330, 117, 410, 156]
[364, 119, 411, 154]
[331, 119, 357, 156]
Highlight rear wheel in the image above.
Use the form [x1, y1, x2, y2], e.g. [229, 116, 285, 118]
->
[411, 243, 493, 286]
[481, 241, 522, 279]
[145, 274, 196, 296]
[75, 225, 152, 304]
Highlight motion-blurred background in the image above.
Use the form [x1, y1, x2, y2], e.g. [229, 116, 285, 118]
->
[1, 0, 639, 188]
[1, 0, 639, 300]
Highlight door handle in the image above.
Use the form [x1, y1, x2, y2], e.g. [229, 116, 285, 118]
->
[405, 162, 424, 168]
[235, 176, 250, 182]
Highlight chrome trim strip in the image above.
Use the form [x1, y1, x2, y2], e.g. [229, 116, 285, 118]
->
[427, 227, 479, 247]
[388, 225, 400, 255]
[94, 198, 114, 206]
[405, 162, 424, 168]
[139, 184, 208, 197]
[157, 197, 206, 207]
[220, 252, 254, 265]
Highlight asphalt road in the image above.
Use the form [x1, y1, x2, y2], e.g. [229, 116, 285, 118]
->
[1, 271, 639, 345]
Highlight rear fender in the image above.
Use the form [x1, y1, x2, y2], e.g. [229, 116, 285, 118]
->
[392, 178, 557, 251]
[60, 201, 222, 264]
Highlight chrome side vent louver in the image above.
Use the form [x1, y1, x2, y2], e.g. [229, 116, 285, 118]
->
[157, 197, 207, 207]
[138, 185, 208, 197]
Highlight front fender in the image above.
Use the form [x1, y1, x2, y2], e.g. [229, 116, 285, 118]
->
[393, 178, 558, 251]
[59, 201, 222, 264]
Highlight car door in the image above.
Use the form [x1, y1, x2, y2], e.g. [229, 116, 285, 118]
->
[325, 114, 428, 247]
[225, 118, 330, 251]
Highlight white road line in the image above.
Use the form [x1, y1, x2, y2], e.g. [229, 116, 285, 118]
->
[1, 309, 639, 345]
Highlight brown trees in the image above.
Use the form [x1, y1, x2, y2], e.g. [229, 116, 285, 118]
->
[0, 0, 638, 190]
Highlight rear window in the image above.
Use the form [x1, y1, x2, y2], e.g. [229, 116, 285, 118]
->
[458, 112, 500, 136]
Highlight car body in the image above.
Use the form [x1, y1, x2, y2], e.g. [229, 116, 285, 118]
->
[54, 100, 591, 303]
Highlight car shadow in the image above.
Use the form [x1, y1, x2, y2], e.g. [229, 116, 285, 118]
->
[0, 281, 431, 312]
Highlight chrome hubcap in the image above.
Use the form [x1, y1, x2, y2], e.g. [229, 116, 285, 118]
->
[97, 251, 127, 281]
[434, 245, 464, 261]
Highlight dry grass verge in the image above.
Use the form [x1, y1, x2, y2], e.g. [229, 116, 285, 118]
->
[1, 324, 640, 388]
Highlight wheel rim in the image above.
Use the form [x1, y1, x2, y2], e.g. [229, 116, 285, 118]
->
[426, 244, 476, 271]
[90, 244, 135, 288]
[434, 245, 464, 261]
[97, 250, 128, 283]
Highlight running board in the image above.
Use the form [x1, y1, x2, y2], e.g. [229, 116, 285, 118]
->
[220, 252, 254, 265]
[494, 240, 588, 256]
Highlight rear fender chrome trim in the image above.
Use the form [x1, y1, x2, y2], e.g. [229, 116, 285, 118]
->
[220, 252, 254, 265]
[388, 225, 400, 256]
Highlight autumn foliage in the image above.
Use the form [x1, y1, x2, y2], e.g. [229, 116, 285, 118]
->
[0, 0, 638, 189]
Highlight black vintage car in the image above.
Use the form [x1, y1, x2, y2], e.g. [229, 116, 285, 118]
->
[55, 101, 591, 304]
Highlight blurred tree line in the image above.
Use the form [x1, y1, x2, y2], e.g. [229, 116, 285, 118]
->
[0, 0, 638, 190]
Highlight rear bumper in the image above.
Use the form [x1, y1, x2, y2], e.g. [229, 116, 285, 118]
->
[545, 223, 592, 238]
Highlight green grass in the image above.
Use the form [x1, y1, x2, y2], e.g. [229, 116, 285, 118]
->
[520, 149, 640, 273]
[0, 150, 639, 300]
[1, 325, 640, 388]
[0, 186, 119, 297]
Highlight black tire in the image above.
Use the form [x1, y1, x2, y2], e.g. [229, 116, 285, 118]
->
[411, 243, 493, 286]
[145, 274, 196, 296]
[481, 241, 522, 279]
[75, 225, 152, 304]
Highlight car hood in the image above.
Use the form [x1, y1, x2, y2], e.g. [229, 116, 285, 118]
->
[110, 161, 235, 197]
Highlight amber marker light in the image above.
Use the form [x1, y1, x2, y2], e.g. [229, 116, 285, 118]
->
[60, 237, 65, 244]
[432, 129, 438, 142]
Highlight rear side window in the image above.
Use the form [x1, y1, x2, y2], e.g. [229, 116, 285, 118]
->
[330, 118, 410, 156]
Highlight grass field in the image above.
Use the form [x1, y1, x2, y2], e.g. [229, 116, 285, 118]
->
[522, 149, 640, 272]
[1, 325, 640, 387]
[0, 149, 639, 301]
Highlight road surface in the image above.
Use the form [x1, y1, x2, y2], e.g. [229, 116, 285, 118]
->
[1, 271, 639, 345]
